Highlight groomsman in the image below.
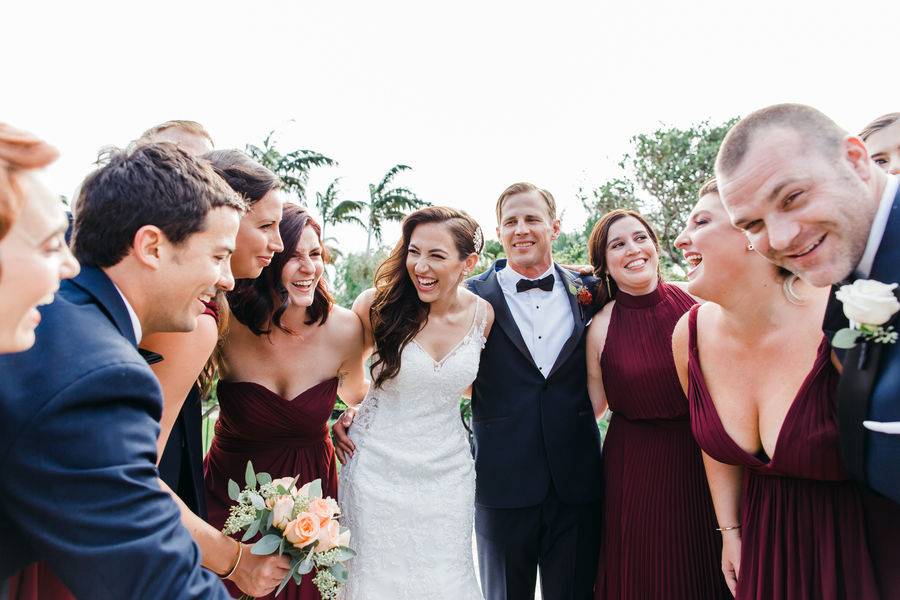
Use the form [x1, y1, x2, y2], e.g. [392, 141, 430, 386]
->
[0, 144, 244, 598]
[715, 103, 900, 594]
[467, 183, 603, 600]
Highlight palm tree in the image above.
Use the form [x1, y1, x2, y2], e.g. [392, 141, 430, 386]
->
[246, 131, 335, 204]
[314, 177, 365, 259]
[362, 164, 428, 254]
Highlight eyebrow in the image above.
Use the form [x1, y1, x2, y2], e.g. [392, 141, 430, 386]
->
[767, 177, 802, 203]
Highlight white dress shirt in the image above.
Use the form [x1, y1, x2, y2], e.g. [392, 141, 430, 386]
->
[497, 263, 575, 378]
[113, 283, 143, 344]
[856, 174, 898, 279]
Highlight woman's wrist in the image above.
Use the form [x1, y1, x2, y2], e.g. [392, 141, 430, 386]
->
[219, 539, 243, 579]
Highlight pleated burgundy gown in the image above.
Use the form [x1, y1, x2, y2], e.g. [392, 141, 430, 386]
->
[205, 378, 340, 600]
[594, 283, 729, 599]
[686, 305, 882, 599]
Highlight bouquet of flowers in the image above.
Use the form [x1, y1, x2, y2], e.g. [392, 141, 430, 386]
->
[222, 461, 355, 599]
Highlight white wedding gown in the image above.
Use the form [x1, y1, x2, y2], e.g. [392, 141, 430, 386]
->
[338, 298, 487, 600]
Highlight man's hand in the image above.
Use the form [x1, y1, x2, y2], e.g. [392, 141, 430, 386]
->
[227, 545, 291, 597]
[560, 263, 594, 276]
[333, 408, 357, 464]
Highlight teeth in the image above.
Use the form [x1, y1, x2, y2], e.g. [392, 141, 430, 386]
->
[292, 280, 314, 289]
[417, 277, 437, 287]
[625, 258, 646, 269]
[684, 253, 702, 268]
[794, 236, 824, 257]
[513, 241, 534, 248]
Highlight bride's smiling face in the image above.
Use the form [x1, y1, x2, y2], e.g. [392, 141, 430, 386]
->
[675, 192, 748, 301]
[406, 222, 473, 304]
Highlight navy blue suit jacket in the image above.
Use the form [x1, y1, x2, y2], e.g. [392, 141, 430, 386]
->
[0, 266, 228, 598]
[466, 260, 604, 508]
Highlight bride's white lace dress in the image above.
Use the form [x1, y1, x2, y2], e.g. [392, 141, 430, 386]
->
[338, 298, 487, 600]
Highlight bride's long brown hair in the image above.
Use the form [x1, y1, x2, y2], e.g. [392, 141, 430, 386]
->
[370, 206, 482, 388]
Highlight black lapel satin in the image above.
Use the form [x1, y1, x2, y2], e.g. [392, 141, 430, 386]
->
[472, 264, 537, 369]
[547, 265, 587, 378]
[67, 265, 138, 347]
[836, 182, 900, 483]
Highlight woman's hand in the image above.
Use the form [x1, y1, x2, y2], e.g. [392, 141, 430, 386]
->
[720, 530, 741, 597]
[333, 407, 357, 464]
[228, 545, 292, 597]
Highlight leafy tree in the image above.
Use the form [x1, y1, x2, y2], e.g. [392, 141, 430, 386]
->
[246, 131, 336, 204]
[314, 177, 365, 259]
[333, 249, 389, 308]
[361, 164, 428, 254]
[623, 118, 738, 266]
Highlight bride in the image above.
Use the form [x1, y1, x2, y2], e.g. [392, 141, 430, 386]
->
[335, 206, 494, 599]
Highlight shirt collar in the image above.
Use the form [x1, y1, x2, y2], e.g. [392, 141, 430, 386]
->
[856, 174, 898, 279]
[112, 283, 143, 344]
[498, 262, 556, 293]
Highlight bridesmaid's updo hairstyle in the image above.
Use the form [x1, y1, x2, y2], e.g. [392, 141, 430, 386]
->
[203, 149, 281, 207]
[587, 209, 663, 310]
[370, 206, 482, 389]
[228, 203, 332, 336]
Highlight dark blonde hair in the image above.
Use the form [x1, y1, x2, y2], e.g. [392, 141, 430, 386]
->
[139, 120, 214, 147]
[370, 206, 481, 388]
[859, 112, 900, 141]
[587, 209, 663, 309]
[494, 182, 557, 223]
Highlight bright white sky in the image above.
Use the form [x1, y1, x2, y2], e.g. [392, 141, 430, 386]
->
[4, 0, 899, 252]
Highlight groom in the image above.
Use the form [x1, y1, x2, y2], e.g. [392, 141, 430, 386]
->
[715, 104, 900, 594]
[467, 183, 603, 600]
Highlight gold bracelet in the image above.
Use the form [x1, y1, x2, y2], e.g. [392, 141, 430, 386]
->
[716, 524, 741, 532]
[221, 540, 243, 579]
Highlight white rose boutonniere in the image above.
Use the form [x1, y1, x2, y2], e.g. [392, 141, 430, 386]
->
[832, 279, 900, 349]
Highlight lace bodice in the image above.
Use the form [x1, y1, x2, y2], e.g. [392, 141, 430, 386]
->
[338, 297, 488, 599]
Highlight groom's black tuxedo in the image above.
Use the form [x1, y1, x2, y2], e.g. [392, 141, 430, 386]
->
[0, 266, 228, 598]
[467, 260, 603, 600]
[829, 183, 900, 504]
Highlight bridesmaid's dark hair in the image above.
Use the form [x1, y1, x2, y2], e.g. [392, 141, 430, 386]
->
[370, 206, 482, 389]
[203, 149, 281, 207]
[587, 209, 663, 310]
[228, 203, 332, 336]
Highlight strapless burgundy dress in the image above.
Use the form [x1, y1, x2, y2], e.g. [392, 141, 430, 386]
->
[205, 378, 339, 600]
[594, 283, 729, 599]
[686, 305, 881, 599]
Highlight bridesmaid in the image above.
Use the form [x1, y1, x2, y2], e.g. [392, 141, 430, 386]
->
[204, 204, 368, 600]
[586, 209, 728, 599]
[860, 112, 899, 174]
[671, 179, 881, 598]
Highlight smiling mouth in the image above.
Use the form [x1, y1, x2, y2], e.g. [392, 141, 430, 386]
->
[786, 233, 826, 260]
[512, 240, 535, 249]
[684, 252, 702, 277]
[624, 258, 647, 270]
[415, 276, 438, 291]
[291, 279, 314, 292]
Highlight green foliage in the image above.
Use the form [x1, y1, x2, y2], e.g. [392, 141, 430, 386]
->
[247, 131, 336, 204]
[333, 249, 389, 308]
[361, 164, 429, 254]
[314, 177, 365, 259]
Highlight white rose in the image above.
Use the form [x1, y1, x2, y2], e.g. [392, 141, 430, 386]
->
[835, 279, 900, 326]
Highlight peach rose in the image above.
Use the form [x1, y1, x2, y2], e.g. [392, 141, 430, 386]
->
[284, 512, 320, 548]
[308, 497, 341, 526]
[270, 496, 295, 529]
[315, 519, 342, 553]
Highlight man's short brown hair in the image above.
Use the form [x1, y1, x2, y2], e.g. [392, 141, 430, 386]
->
[495, 182, 557, 223]
[138, 120, 214, 147]
[716, 103, 847, 177]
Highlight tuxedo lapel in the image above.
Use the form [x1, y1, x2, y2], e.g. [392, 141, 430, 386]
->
[67, 266, 138, 347]
[547, 265, 587, 378]
[472, 263, 537, 369]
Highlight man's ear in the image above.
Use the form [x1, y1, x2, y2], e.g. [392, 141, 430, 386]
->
[551, 218, 561, 241]
[132, 225, 165, 270]
[844, 136, 874, 182]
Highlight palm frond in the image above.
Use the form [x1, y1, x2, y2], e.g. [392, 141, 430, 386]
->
[375, 164, 411, 195]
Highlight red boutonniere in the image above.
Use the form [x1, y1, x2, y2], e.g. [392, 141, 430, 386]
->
[566, 279, 594, 307]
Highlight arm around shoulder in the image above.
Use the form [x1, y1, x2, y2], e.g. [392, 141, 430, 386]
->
[585, 304, 613, 418]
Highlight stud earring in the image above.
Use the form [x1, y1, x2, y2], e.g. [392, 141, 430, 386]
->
[747, 243, 754, 251]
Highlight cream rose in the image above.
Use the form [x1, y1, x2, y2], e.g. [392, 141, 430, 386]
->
[835, 279, 900, 326]
[308, 497, 341, 526]
[271, 476, 299, 496]
[271, 495, 295, 530]
[284, 512, 320, 548]
[314, 518, 342, 552]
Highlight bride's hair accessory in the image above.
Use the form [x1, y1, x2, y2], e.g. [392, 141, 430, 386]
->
[473, 226, 484, 254]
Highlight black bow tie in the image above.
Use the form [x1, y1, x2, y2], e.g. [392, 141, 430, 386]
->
[516, 274, 554, 293]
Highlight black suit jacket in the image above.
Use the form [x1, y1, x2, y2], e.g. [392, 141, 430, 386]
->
[0, 266, 228, 598]
[467, 260, 604, 508]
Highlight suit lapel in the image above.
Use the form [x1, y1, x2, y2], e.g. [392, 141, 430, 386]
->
[472, 262, 537, 369]
[547, 265, 587, 378]
[68, 266, 138, 347]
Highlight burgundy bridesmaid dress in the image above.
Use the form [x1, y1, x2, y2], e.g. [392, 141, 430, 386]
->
[686, 305, 881, 599]
[204, 378, 339, 600]
[594, 283, 729, 599]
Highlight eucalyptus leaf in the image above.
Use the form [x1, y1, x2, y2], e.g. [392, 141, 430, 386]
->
[242, 516, 260, 541]
[298, 550, 314, 575]
[257, 472, 272, 486]
[275, 570, 293, 597]
[306, 479, 322, 499]
[251, 534, 283, 555]
[250, 492, 267, 511]
[832, 328, 861, 349]
[245, 461, 257, 490]
[267, 510, 275, 531]
[293, 570, 302, 585]
[330, 546, 356, 561]
[329, 562, 349, 583]
[227, 479, 240, 502]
